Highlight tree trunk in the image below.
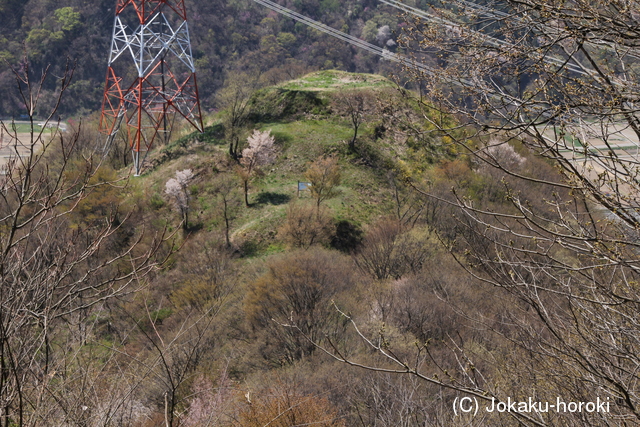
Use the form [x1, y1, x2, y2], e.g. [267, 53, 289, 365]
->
[243, 179, 250, 207]
[349, 125, 359, 151]
[223, 198, 231, 247]
[182, 209, 189, 231]
[229, 136, 240, 161]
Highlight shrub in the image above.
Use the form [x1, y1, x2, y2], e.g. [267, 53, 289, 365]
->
[237, 382, 345, 427]
[280, 202, 333, 249]
[245, 248, 356, 363]
[354, 218, 434, 280]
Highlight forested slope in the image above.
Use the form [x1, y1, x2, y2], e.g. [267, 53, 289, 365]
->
[0, 0, 407, 117]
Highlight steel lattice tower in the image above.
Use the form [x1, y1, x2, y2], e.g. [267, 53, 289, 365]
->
[100, 0, 203, 175]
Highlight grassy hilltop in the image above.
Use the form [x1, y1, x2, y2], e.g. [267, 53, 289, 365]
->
[135, 70, 454, 256]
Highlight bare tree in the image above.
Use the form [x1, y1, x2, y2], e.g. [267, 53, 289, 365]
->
[212, 174, 242, 247]
[217, 70, 261, 160]
[119, 297, 223, 427]
[280, 201, 334, 249]
[304, 156, 341, 211]
[388, 172, 428, 229]
[354, 218, 432, 280]
[332, 89, 375, 151]
[245, 248, 355, 364]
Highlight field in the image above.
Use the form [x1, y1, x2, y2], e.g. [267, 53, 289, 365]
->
[0, 121, 59, 171]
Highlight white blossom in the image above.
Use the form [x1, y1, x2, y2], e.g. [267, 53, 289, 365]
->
[241, 130, 276, 171]
[165, 169, 194, 227]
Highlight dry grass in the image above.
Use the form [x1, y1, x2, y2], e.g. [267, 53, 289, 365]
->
[0, 126, 50, 171]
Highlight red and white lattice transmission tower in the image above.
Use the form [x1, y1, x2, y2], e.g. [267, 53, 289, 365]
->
[100, 0, 203, 175]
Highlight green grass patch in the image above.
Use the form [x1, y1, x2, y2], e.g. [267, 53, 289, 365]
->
[261, 120, 353, 162]
[9, 123, 33, 133]
[3, 122, 62, 133]
[280, 70, 394, 92]
[150, 307, 173, 324]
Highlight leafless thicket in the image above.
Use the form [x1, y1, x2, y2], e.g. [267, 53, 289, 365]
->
[300, 1, 640, 425]
[412, 1, 640, 424]
[0, 62, 172, 426]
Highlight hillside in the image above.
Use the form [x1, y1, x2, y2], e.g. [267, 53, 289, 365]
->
[70, 70, 553, 425]
[3, 0, 640, 424]
[139, 70, 406, 255]
[1, 60, 636, 425]
[66, 70, 494, 425]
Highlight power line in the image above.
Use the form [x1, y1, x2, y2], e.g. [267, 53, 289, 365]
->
[250, 0, 635, 115]
[251, 0, 437, 76]
[380, 0, 590, 76]
[253, 0, 606, 82]
[451, 0, 640, 61]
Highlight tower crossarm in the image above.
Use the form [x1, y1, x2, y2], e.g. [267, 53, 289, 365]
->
[116, 0, 187, 23]
[108, 13, 195, 76]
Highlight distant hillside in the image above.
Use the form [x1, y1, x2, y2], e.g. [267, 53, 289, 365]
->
[0, 0, 409, 118]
